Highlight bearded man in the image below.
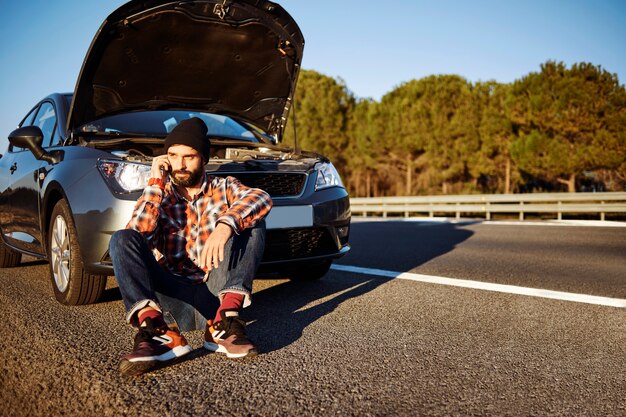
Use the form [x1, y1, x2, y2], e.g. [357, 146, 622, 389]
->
[108, 117, 272, 376]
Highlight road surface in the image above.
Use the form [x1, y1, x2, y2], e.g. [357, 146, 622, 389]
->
[1, 220, 624, 416]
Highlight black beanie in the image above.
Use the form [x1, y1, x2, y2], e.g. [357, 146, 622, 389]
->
[164, 117, 210, 160]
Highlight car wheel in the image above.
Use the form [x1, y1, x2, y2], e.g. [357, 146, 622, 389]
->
[282, 260, 332, 281]
[48, 199, 107, 305]
[0, 240, 22, 268]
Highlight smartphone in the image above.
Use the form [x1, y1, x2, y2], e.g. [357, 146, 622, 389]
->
[160, 164, 170, 179]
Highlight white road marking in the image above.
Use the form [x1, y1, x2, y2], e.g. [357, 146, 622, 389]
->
[351, 217, 626, 227]
[481, 220, 626, 228]
[330, 264, 626, 308]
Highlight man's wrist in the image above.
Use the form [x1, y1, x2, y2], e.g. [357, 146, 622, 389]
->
[216, 219, 237, 234]
[148, 177, 166, 190]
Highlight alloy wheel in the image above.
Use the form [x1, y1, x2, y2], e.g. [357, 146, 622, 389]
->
[50, 214, 71, 292]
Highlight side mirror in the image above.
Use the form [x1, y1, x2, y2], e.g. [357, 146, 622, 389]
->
[8, 126, 59, 164]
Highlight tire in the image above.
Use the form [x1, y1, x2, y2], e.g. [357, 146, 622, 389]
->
[48, 199, 106, 305]
[0, 240, 22, 268]
[282, 260, 332, 281]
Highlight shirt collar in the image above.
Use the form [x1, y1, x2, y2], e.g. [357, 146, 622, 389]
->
[200, 172, 212, 196]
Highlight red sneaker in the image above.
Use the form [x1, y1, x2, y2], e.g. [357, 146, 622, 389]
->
[119, 317, 192, 376]
[204, 312, 258, 358]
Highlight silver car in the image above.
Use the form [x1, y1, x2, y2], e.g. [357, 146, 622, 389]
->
[0, 0, 350, 305]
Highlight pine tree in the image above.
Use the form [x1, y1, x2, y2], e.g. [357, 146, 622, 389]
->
[507, 61, 626, 192]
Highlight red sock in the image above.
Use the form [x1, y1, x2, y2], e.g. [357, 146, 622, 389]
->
[137, 308, 166, 329]
[214, 292, 244, 324]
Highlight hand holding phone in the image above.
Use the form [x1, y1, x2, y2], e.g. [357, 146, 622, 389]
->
[151, 155, 171, 181]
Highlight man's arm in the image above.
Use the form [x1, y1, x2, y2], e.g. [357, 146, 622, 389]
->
[199, 176, 272, 271]
[217, 176, 273, 233]
[125, 155, 170, 247]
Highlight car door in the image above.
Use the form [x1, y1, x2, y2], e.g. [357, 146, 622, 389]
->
[0, 105, 38, 250]
[0, 101, 58, 255]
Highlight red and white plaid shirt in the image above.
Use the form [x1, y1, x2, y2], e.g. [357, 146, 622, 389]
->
[126, 173, 272, 282]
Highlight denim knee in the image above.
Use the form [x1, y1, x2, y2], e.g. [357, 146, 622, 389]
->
[109, 229, 142, 255]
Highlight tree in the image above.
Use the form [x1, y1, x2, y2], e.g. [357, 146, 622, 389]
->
[345, 98, 382, 196]
[474, 81, 519, 193]
[377, 79, 429, 195]
[381, 75, 479, 194]
[281, 63, 625, 196]
[284, 70, 354, 170]
[507, 61, 626, 192]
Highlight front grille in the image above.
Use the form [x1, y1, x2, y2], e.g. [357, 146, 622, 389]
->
[214, 172, 306, 197]
[262, 228, 338, 262]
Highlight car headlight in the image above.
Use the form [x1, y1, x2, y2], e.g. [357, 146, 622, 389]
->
[314, 162, 344, 191]
[97, 159, 151, 193]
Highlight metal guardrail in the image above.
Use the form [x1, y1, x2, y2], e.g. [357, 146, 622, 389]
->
[350, 192, 626, 221]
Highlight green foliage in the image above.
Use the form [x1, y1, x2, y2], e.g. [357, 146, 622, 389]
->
[507, 61, 626, 191]
[283, 63, 626, 195]
[474, 81, 518, 192]
[283, 70, 354, 167]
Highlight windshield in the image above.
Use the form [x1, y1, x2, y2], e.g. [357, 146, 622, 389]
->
[78, 110, 262, 142]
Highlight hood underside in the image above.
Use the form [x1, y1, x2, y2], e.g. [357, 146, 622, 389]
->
[68, 0, 304, 140]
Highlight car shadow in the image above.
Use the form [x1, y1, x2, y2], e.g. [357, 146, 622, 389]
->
[95, 220, 474, 354]
[17, 257, 48, 267]
[245, 220, 474, 353]
[99, 286, 122, 303]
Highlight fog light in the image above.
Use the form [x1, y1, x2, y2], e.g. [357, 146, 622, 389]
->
[336, 225, 349, 238]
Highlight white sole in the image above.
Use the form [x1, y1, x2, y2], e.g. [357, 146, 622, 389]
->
[203, 341, 254, 358]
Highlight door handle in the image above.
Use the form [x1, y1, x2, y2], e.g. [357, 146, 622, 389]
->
[10, 162, 17, 174]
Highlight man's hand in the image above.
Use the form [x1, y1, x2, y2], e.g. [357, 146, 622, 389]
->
[151, 155, 171, 181]
[200, 222, 234, 272]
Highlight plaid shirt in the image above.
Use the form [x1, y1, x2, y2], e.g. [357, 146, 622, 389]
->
[126, 173, 272, 282]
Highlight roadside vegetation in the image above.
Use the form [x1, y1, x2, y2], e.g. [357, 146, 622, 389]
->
[284, 61, 626, 196]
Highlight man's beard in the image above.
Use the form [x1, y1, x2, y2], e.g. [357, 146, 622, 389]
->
[170, 168, 203, 187]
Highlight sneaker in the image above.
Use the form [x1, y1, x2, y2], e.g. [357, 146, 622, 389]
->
[119, 317, 192, 376]
[203, 311, 258, 358]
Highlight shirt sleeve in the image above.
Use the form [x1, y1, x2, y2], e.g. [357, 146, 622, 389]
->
[217, 176, 273, 233]
[125, 180, 164, 248]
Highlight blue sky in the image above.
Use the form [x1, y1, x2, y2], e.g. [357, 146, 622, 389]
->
[1, 0, 624, 138]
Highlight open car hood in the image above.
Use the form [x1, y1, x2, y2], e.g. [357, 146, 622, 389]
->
[68, 0, 303, 140]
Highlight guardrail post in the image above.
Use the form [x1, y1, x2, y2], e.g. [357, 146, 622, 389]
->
[519, 201, 524, 221]
[429, 203, 434, 218]
[485, 202, 491, 220]
[557, 201, 562, 220]
[456, 203, 461, 220]
[601, 201, 605, 221]
[383, 204, 387, 219]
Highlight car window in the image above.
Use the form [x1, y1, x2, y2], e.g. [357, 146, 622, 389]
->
[192, 114, 256, 140]
[21, 107, 38, 128]
[51, 121, 63, 147]
[33, 102, 57, 148]
[80, 110, 259, 142]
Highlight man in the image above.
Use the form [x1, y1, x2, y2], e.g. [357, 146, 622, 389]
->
[109, 117, 272, 376]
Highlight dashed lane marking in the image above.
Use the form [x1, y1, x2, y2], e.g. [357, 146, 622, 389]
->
[330, 264, 626, 308]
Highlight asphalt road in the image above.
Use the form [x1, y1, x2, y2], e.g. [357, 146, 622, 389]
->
[1, 220, 625, 416]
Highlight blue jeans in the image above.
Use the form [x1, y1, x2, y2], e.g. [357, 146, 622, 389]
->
[109, 221, 265, 332]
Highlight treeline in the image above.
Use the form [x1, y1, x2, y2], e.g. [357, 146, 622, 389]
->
[284, 61, 626, 196]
